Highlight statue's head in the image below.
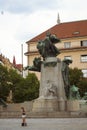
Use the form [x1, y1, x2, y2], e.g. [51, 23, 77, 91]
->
[50, 34, 60, 43]
[46, 32, 51, 37]
[37, 41, 42, 53]
[46, 32, 60, 43]
[63, 59, 72, 65]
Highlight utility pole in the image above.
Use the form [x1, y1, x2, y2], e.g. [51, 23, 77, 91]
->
[21, 44, 23, 77]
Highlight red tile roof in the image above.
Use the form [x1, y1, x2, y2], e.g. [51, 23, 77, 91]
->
[27, 20, 87, 43]
[16, 64, 23, 71]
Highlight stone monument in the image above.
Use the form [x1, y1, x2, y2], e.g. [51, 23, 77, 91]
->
[26, 33, 72, 113]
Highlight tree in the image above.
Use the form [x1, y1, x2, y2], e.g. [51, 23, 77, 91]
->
[12, 79, 26, 103]
[69, 68, 83, 86]
[8, 70, 40, 103]
[0, 64, 40, 103]
[24, 73, 40, 101]
[78, 78, 87, 97]
[8, 69, 24, 102]
[0, 64, 10, 101]
[69, 67, 87, 97]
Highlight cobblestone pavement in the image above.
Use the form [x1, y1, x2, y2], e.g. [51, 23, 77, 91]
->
[0, 118, 87, 130]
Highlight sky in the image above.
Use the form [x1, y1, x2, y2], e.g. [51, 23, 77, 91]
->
[0, 0, 87, 66]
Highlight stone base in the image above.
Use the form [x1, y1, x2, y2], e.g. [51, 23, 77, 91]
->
[32, 98, 66, 112]
[67, 100, 80, 112]
[32, 98, 58, 112]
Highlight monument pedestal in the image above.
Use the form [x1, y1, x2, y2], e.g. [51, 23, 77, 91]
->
[32, 98, 58, 112]
[67, 100, 80, 111]
[32, 57, 67, 112]
[28, 33, 81, 117]
[58, 99, 67, 111]
[32, 98, 67, 112]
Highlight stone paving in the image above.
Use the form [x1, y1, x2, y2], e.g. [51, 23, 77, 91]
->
[0, 118, 87, 130]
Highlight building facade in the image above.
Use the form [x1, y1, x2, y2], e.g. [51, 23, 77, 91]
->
[25, 20, 87, 78]
[0, 54, 22, 75]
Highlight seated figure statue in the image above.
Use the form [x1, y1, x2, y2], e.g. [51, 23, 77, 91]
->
[37, 32, 60, 60]
[69, 85, 81, 100]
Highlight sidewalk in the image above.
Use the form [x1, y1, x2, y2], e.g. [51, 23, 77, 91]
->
[0, 118, 87, 130]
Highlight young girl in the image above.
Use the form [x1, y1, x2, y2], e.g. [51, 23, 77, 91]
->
[21, 107, 27, 126]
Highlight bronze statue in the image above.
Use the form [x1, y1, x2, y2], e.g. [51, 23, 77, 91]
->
[37, 33, 60, 60]
[25, 57, 42, 72]
[25, 33, 60, 72]
[62, 59, 72, 98]
[69, 85, 80, 100]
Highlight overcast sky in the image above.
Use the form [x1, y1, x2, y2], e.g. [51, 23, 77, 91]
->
[0, 0, 87, 66]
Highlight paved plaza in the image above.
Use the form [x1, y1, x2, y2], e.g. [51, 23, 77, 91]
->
[0, 118, 87, 130]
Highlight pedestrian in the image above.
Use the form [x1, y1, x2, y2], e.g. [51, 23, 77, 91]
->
[21, 107, 27, 126]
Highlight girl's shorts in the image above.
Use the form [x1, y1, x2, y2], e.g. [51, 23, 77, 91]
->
[22, 115, 26, 118]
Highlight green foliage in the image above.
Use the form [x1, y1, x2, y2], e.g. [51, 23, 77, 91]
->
[69, 67, 87, 97]
[78, 78, 87, 97]
[12, 80, 26, 103]
[8, 69, 25, 103]
[8, 70, 40, 103]
[24, 73, 40, 101]
[0, 64, 40, 103]
[9, 69, 23, 84]
[0, 64, 10, 100]
[69, 68, 83, 86]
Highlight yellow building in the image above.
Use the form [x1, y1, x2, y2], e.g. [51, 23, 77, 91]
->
[25, 20, 87, 78]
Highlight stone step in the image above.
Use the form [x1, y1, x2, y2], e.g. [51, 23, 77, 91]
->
[0, 111, 21, 118]
[28, 111, 70, 118]
[0, 111, 86, 118]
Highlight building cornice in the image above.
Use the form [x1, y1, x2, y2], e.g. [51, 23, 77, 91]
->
[25, 46, 87, 56]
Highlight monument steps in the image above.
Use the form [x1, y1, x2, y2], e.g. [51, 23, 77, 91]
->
[28, 111, 71, 118]
[0, 111, 87, 118]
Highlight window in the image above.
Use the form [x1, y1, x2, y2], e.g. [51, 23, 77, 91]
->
[73, 31, 80, 35]
[64, 56, 72, 60]
[81, 55, 87, 62]
[82, 69, 87, 77]
[81, 40, 87, 47]
[64, 42, 71, 48]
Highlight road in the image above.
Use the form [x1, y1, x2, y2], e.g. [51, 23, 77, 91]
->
[0, 118, 87, 130]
